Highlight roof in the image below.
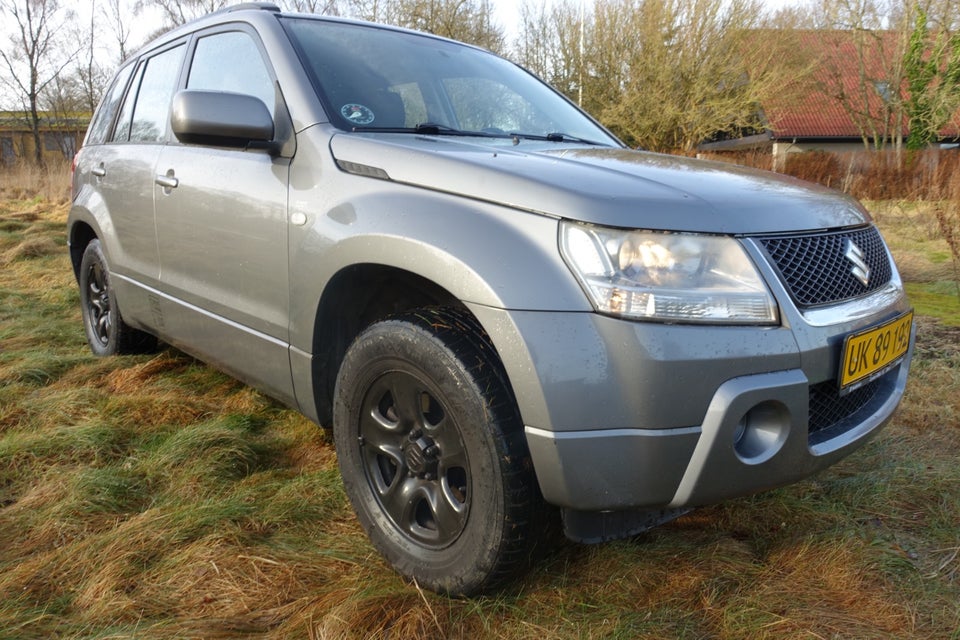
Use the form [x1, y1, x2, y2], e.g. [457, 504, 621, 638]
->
[756, 30, 959, 142]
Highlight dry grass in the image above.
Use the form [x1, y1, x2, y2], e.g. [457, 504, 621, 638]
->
[0, 159, 72, 204]
[1, 196, 959, 639]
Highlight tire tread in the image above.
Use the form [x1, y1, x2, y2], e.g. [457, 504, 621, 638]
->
[335, 306, 557, 595]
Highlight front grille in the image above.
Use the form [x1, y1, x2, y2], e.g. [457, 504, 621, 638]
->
[807, 376, 883, 444]
[758, 226, 892, 307]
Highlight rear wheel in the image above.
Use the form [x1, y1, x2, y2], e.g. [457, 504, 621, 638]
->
[78, 239, 157, 356]
[333, 307, 549, 595]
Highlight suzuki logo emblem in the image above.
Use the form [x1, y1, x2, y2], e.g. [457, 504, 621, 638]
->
[844, 239, 871, 287]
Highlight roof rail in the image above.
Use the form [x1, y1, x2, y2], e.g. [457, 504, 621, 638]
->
[223, 2, 281, 13]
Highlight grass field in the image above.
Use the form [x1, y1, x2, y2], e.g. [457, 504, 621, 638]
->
[1, 193, 959, 639]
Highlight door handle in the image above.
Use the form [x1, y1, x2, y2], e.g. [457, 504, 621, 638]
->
[155, 174, 179, 189]
[92, 165, 106, 177]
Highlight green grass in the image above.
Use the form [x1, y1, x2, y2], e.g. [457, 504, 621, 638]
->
[0, 199, 958, 639]
[905, 282, 960, 325]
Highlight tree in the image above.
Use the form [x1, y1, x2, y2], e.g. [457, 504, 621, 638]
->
[135, 0, 228, 28]
[808, 0, 904, 151]
[348, 0, 505, 53]
[903, 3, 960, 149]
[280, 0, 340, 12]
[806, 0, 960, 152]
[0, 0, 78, 166]
[102, 0, 135, 62]
[516, 0, 806, 152]
[72, 0, 107, 114]
[515, 0, 583, 100]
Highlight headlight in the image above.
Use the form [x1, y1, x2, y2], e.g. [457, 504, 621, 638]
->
[560, 221, 778, 324]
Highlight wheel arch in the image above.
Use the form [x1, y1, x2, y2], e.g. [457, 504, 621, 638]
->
[308, 263, 474, 426]
[67, 218, 99, 283]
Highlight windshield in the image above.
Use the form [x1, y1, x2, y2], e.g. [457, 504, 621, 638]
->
[281, 18, 620, 146]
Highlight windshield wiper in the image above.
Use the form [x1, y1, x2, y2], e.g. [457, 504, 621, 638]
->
[352, 123, 507, 138]
[351, 124, 606, 146]
[511, 132, 607, 145]
[415, 122, 497, 136]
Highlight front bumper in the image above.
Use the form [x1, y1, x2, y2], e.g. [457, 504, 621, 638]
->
[525, 355, 911, 510]
[468, 291, 914, 512]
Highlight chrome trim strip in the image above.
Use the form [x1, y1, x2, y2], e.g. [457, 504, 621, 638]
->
[801, 276, 904, 327]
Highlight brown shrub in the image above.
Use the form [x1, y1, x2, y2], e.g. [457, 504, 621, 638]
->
[784, 150, 845, 190]
[705, 147, 960, 202]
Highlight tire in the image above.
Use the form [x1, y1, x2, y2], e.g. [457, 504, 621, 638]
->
[333, 307, 550, 595]
[78, 239, 157, 356]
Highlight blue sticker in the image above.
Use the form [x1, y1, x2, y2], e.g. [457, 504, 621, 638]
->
[341, 103, 375, 125]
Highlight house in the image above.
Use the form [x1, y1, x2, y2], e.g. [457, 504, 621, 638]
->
[698, 30, 960, 169]
[0, 112, 89, 165]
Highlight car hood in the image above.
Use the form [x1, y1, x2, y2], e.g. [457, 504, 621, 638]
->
[328, 133, 869, 234]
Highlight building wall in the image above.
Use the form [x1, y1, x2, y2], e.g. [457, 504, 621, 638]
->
[0, 128, 84, 165]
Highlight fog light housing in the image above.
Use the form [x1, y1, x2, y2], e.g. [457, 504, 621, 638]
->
[733, 401, 789, 464]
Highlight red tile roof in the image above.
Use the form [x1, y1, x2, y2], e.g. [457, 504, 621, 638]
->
[760, 30, 960, 140]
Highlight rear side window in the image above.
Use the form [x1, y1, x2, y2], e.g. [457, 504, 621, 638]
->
[114, 44, 185, 143]
[112, 62, 143, 143]
[86, 64, 134, 145]
[187, 31, 275, 117]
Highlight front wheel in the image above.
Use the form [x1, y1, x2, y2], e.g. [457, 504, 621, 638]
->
[78, 239, 157, 356]
[333, 307, 550, 595]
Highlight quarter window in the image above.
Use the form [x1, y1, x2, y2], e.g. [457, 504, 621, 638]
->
[87, 64, 134, 145]
[112, 63, 143, 142]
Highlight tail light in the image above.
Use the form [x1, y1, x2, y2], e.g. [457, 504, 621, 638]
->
[70, 152, 79, 200]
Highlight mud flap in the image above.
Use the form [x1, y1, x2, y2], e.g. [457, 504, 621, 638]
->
[562, 507, 691, 543]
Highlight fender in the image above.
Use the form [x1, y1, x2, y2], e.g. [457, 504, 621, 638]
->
[66, 188, 110, 275]
[287, 126, 592, 353]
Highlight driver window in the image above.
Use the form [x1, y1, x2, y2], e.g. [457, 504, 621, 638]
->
[187, 31, 275, 116]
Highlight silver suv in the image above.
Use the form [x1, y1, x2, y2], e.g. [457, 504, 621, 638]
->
[68, 3, 914, 596]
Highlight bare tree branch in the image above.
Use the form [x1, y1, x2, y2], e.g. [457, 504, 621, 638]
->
[0, 0, 78, 166]
[347, 0, 505, 53]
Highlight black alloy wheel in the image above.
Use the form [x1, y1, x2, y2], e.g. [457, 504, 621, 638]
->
[78, 239, 157, 356]
[358, 369, 471, 548]
[333, 307, 552, 595]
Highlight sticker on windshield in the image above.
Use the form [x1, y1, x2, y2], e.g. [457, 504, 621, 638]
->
[341, 103, 375, 125]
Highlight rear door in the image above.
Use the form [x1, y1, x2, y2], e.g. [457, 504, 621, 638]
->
[78, 43, 186, 323]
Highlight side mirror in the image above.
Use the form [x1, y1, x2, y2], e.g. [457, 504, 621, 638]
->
[171, 90, 276, 152]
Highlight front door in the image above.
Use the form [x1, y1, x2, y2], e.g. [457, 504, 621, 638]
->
[153, 28, 294, 404]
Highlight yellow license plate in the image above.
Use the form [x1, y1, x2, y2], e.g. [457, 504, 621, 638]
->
[839, 311, 913, 391]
